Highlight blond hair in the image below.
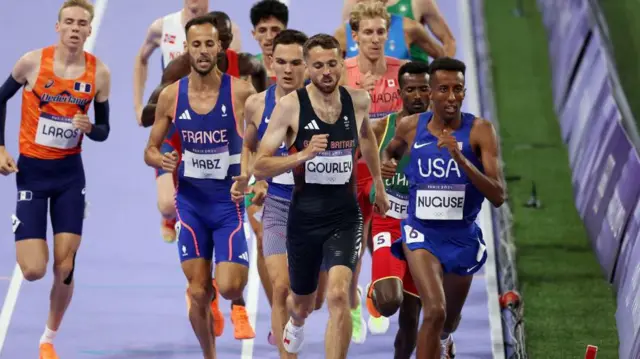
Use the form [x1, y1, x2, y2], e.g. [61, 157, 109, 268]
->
[349, 1, 391, 32]
[58, 0, 95, 21]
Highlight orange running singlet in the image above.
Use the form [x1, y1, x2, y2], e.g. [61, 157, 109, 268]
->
[19, 46, 97, 160]
[345, 56, 403, 120]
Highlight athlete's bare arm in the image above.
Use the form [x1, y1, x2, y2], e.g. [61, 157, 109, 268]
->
[144, 82, 178, 169]
[460, 118, 505, 207]
[334, 25, 348, 58]
[404, 18, 444, 59]
[380, 113, 418, 178]
[341, 0, 358, 22]
[253, 92, 306, 181]
[140, 54, 190, 127]
[0, 50, 40, 173]
[134, 18, 163, 123]
[232, 78, 258, 178]
[371, 115, 389, 147]
[94, 60, 111, 103]
[230, 21, 243, 52]
[350, 89, 382, 179]
[238, 53, 267, 92]
[420, 0, 456, 57]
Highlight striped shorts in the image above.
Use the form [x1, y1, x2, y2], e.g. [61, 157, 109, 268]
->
[262, 194, 289, 257]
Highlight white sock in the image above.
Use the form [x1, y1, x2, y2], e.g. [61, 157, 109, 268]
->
[288, 318, 303, 331]
[39, 326, 57, 345]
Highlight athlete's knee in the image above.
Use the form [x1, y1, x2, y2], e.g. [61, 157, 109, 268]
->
[326, 285, 350, 311]
[188, 283, 214, 307]
[271, 278, 289, 305]
[20, 264, 46, 282]
[216, 268, 248, 300]
[422, 302, 446, 327]
[373, 279, 404, 317]
[53, 252, 77, 284]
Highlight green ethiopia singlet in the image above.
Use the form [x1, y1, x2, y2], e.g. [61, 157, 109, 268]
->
[370, 113, 410, 220]
[386, 0, 429, 63]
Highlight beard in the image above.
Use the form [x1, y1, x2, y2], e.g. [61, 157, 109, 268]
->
[312, 75, 339, 94]
[190, 56, 216, 76]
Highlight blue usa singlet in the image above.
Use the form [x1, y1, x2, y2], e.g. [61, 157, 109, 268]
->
[256, 85, 294, 199]
[173, 73, 249, 265]
[391, 111, 488, 275]
[344, 14, 410, 60]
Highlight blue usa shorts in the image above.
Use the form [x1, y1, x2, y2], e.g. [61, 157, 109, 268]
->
[391, 220, 487, 276]
[175, 196, 249, 266]
[14, 154, 86, 241]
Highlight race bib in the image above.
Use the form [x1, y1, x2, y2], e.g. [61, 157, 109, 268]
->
[415, 184, 466, 220]
[35, 113, 82, 149]
[272, 170, 294, 185]
[304, 149, 353, 185]
[386, 190, 408, 219]
[182, 146, 230, 180]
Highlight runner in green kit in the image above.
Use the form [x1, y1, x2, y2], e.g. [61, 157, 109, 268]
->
[342, 0, 457, 61]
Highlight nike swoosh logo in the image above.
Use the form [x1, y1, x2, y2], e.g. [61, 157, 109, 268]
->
[265, 117, 270, 123]
[413, 141, 433, 149]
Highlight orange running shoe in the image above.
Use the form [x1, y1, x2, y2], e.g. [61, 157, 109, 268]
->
[210, 280, 225, 337]
[161, 218, 176, 243]
[39, 343, 59, 359]
[365, 282, 382, 318]
[231, 305, 255, 340]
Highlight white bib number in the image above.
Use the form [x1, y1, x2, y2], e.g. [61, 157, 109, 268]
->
[415, 184, 466, 220]
[304, 150, 353, 185]
[386, 190, 408, 219]
[35, 113, 81, 149]
[273, 171, 294, 185]
[183, 146, 230, 180]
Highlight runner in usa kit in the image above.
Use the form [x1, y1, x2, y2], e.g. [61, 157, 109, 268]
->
[365, 61, 430, 359]
[381, 57, 505, 359]
[144, 15, 255, 359]
[253, 34, 389, 358]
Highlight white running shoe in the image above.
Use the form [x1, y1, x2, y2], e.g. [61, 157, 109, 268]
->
[283, 318, 305, 353]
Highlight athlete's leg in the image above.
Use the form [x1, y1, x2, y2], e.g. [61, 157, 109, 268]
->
[401, 241, 445, 359]
[394, 271, 421, 359]
[393, 294, 421, 359]
[351, 178, 373, 343]
[323, 215, 363, 359]
[315, 266, 328, 310]
[212, 201, 253, 339]
[366, 219, 405, 335]
[282, 224, 324, 354]
[247, 203, 273, 306]
[262, 195, 296, 357]
[176, 203, 217, 358]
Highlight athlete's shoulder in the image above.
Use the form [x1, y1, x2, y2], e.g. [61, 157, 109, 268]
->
[231, 75, 257, 100]
[94, 56, 110, 77]
[245, 89, 267, 114]
[471, 116, 496, 134]
[397, 113, 420, 134]
[158, 80, 180, 104]
[385, 56, 406, 67]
